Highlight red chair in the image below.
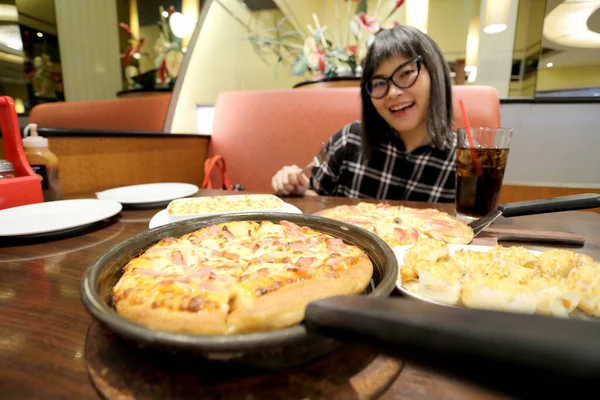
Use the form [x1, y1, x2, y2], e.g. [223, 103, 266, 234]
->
[451, 85, 501, 130]
[208, 86, 501, 193]
[28, 95, 172, 132]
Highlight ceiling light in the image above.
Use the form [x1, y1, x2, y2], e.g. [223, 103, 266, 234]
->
[405, 0, 429, 34]
[37, 32, 43, 38]
[543, 0, 600, 48]
[483, 0, 510, 34]
[484, 24, 507, 34]
[169, 12, 193, 39]
[546, 62, 553, 68]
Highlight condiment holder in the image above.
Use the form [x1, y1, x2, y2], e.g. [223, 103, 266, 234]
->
[0, 96, 43, 210]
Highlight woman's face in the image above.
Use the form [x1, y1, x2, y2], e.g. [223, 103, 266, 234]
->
[369, 54, 431, 136]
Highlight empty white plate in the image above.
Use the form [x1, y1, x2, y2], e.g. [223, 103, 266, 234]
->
[0, 199, 123, 237]
[96, 183, 199, 205]
[148, 202, 303, 229]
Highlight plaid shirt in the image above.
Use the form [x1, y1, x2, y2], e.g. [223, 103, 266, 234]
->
[310, 121, 456, 203]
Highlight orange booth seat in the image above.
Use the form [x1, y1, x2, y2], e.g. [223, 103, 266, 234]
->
[28, 94, 171, 132]
[209, 85, 501, 193]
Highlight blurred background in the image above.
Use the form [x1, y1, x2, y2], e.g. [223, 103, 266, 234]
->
[0, 0, 598, 115]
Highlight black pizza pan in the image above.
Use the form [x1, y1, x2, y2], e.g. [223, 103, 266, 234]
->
[81, 212, 398, 367]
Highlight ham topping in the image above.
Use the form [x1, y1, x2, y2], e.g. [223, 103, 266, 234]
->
[279, 220, 300, 230]
[170, 250, 185, 265]
[289, 240, 304, 251]
[393, 227, 407, 242]
[210, 249, 239, 259]
[295, 257, 314, 267]
[326, 238, 346, 251]
[221, 225, 235, 239]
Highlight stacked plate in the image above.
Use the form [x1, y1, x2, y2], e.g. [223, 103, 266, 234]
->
[95, 183, 199, 207]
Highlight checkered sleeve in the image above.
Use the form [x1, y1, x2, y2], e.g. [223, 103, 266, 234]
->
[309, 123, 353, 195]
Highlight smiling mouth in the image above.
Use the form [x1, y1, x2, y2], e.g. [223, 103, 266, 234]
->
[390, 102, 415, 113]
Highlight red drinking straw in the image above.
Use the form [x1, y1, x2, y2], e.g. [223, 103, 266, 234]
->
[458, 99, 482, 175]
[458, 99, 475, 147]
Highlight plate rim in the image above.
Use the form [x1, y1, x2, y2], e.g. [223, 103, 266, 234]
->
[95, 182, 199, 205]
[148, 202, 303, 229]
[0, 199, 123, 237]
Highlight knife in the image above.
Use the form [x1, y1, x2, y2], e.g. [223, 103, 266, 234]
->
[469, 193, 600, 236]
[480, 227, 585, 246]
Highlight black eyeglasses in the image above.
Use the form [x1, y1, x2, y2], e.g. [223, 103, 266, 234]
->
[365, 55, 423, 99]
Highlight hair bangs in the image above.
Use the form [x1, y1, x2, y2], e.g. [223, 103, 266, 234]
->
[362, 29, 419, 81]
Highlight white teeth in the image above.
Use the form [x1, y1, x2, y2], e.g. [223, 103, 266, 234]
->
[390, 102, 414, 112]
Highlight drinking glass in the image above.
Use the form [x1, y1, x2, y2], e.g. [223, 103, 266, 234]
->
[455, 127, 513, 220]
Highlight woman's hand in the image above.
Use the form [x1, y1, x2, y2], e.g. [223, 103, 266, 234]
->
[271, 165, 310, 196]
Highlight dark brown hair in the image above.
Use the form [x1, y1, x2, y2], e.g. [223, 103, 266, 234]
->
[360, 25, 453, 156]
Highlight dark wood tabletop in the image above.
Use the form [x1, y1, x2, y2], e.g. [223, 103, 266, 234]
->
[1, 190, 599, 399]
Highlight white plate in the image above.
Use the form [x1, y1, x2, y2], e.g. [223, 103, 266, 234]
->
[0, 199, 123, 237]
[148, 202, 303, 229]
[393, 244, 542, 307]
[95, 183, 199, 205]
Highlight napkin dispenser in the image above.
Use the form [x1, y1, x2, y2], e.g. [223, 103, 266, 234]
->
[0, 96, 44, 210]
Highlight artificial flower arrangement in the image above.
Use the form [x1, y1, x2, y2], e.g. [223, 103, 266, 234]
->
[153, 5, 186, 85]
[119, 5, 187, 89]
[247, 0, 405, 78]
[21, 30, 63, 99]
[119, 22, 147, 89]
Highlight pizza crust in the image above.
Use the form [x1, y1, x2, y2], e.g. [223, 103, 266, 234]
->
[227, 257, 373, 334]
[115, 302, 229, 335]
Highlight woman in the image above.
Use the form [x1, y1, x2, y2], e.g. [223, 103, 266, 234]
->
[271, 25, 456, 203]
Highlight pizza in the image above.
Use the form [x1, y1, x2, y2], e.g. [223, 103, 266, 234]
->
[112, 220, 373, 335]
[397, 237, 599, 317]
[318, 202, 474, 247]
[167, 194, 284, 217]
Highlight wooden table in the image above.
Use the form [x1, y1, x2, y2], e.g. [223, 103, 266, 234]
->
[1, 191, 599, 399]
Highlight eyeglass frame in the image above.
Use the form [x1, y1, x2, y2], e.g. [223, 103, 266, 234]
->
[364, 55, 423, 99]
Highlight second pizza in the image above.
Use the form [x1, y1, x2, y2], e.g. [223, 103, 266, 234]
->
[318, 202, 474, 247]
